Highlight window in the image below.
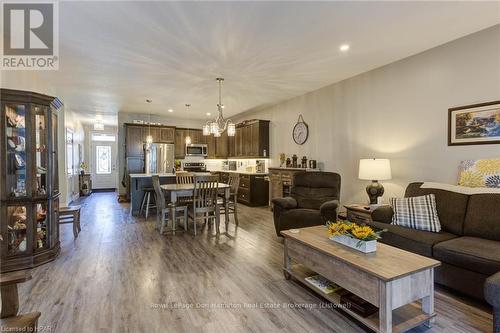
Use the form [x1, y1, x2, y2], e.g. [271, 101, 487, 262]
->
[96, 145, 111, 174]
[91, 133, 116, 142]
[66, 129, 73, 175]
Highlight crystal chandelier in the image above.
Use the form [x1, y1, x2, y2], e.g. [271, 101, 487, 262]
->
[203, 77, 235, 137]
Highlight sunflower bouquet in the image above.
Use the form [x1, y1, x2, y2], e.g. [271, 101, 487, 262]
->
[327, 220, 386, 249]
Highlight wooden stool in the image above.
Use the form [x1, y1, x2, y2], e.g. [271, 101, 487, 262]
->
[0, 270, 41, 332]
[140, 188, 156, 219]
[59, 205, 82, 238]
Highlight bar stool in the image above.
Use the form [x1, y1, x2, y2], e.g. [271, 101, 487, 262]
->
[140, 188, 156, 219]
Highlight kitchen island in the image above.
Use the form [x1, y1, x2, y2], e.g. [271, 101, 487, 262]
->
[129, 173, 210, 216]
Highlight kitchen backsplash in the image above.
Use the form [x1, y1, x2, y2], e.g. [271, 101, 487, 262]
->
[204, 159, 269, 173]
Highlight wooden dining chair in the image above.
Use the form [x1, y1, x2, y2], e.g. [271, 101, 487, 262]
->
[152, 175, 188, 234]
[218, 173, 240, 226]
[176, 172, 195, 185]
[189, 175, 220, 235]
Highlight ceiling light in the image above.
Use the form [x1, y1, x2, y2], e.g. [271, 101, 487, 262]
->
[203, 77, 235, 137]
[206, 112, 211, 116]
[168, 108, 173, 113]
[340, 44, 350, 52]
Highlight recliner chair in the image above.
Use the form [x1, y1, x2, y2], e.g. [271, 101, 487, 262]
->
[272, 172, 341, 237]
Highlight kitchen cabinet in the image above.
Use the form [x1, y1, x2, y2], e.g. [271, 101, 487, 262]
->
[174, 128, 203, 158]
[215, 131, 228, 158]
[125, 125, 145, 157]
[231, 120, 269, 158]
[160, 127, 175, 143]
[216, 172, 269, 207]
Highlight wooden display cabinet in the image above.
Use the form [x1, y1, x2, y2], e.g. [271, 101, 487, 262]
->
[0, 89, 61, 273]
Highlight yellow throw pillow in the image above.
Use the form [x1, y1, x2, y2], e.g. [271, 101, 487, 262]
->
[459, 158, 500, 188]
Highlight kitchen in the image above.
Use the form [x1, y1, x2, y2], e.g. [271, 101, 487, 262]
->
[123, 119, 273, 216]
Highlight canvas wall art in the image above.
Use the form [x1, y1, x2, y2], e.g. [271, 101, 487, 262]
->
[448, 100, 500, 146]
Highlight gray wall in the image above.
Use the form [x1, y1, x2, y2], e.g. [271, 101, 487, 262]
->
[234, 25, 500, 204]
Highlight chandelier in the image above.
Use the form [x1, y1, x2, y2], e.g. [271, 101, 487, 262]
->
[203, 77, 235, 137]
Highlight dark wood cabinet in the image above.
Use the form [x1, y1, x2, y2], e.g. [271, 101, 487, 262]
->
[215, 131, 228, 158]
[230, 120, 269, 158]
[0, 88, 61, 272]
[216, 172, 269, 207]
[160, 127, 175, 143]
[174, 128, 203, 158]
[125, 125, 145, 157]
[205, 135, 216, 159]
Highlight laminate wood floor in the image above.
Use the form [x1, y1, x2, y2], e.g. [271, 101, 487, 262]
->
[17, 192, 493, 333]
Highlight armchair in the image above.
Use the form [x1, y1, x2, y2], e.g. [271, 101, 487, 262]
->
[272, 172, 341, 236]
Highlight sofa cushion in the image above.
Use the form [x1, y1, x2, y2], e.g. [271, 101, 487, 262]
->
[405, 182, 469, 235]
[292, 172, 340, 210]
[367, 220, 457, 257]
[433, 237, 500, 276]
[279, 209, 325, 231]
[463, 194, 500, 242]
[390, 194, 441, 232]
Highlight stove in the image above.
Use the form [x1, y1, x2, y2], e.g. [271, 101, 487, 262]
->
[183, 162, 206, 172]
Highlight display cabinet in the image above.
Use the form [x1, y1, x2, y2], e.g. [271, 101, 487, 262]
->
[0, 89, 61, 272]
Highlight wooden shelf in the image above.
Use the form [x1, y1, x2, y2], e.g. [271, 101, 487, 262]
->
[286, 264, 435, 333]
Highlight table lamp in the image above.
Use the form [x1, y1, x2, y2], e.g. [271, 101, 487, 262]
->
[358, 159, 392, 204]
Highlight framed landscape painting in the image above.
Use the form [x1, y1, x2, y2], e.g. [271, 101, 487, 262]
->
[448, 100, 500, 146]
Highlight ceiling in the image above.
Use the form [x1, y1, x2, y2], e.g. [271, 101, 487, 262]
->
[2, 1, 500, 125]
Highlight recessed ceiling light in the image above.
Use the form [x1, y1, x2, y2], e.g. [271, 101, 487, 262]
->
[340, 44, 350, 52]
[206, 112, 211, 116]
[168, 108, 173, 113]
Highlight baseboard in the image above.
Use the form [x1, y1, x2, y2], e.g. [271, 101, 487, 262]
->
[92, 188, 117, 192]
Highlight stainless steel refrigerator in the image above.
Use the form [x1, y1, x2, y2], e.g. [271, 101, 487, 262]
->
[144, 143, 175, 174]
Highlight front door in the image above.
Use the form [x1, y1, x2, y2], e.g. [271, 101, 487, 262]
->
[91, 132, 118, 190]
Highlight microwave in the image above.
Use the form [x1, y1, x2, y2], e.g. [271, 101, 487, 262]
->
[185, 144, 208, 157]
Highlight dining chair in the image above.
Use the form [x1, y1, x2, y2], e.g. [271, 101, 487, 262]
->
[176, 172, 195, 185]
[218, 173, 240, 226]
[152, 175, 188, 234]
[189, 175, 220, 235]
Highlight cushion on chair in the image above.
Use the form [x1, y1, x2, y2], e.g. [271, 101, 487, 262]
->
[433, 236, 500, 276]
[463, 194, 500, 242]
[368, 220, 457, 257]
[292, 172, 340, 210]
[405, 182, 469, 235]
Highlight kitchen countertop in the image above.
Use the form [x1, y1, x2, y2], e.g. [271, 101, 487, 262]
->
[268, 167, 320, 171]
[129, 172, 211, 178]
[209, 170, 268, 175]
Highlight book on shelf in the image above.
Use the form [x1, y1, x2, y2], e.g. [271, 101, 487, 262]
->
[304, 274, 343, 294]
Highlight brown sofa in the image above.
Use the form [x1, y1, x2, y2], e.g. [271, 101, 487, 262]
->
[370, 182, 500, 300]
[272, 172, 341, 237]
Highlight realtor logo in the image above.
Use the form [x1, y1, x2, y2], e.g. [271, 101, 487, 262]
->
[2, 1, 59, 70]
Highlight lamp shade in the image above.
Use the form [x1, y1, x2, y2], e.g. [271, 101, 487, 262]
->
[358, 159, 392, 181]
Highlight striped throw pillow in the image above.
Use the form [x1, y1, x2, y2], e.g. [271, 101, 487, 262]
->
[390, 194, 441, 232]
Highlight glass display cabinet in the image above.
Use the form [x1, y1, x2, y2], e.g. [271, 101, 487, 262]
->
[1, 89, 61, 272]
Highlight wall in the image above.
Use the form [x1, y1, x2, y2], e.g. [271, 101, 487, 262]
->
[117, 112, 206, 194]
[234, 25, 500, 204]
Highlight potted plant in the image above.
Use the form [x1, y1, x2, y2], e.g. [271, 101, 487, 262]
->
[79, 162, 88, 175]
[327, 220, 386, 253]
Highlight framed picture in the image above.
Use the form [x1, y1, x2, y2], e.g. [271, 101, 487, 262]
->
[448, 100, 500, 146]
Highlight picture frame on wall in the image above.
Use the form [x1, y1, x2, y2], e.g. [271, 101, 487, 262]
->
[448, 100, 500, 146]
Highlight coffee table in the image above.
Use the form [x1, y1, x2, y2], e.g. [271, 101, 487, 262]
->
[281, 226, 441, 333]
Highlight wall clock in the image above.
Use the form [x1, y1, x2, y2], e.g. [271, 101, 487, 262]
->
[293, 114, 309, 145]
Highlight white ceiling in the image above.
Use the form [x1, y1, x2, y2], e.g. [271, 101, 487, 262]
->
[3, 1, 500, 125]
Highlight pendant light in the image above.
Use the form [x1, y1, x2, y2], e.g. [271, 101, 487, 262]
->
[145, 99, 153, 147]
[185, 104, 192, 145]
[203, 77, 235, 137]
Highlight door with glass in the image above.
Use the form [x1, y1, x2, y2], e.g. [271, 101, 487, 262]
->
[91, 133, 118, 190]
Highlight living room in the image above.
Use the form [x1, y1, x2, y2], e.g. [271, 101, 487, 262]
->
[1, 1, 500, 333]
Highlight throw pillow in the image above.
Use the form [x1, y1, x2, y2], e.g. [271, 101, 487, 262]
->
[390, 194, 441, 232]
[459, 158, 500, 188]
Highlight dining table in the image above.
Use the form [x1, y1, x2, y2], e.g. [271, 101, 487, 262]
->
[160, 182, 231, 234]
